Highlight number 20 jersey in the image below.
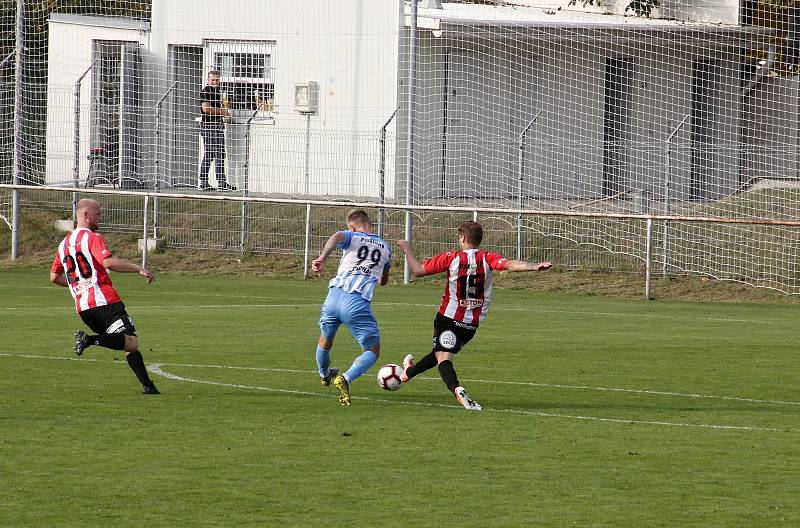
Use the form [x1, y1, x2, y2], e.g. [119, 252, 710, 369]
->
[329, 231, 392, 301]
[51, 227, 121, 313]
[422, 248, 508, 326]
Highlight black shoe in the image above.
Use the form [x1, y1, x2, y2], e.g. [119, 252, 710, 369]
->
[219, 182, 237, 191]
[142, 384, 160, 395]
[74, 330, 88, 357]
[198, 183, 214, 191]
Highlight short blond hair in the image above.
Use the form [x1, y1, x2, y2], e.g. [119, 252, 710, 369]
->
[346, 209, 371, 228]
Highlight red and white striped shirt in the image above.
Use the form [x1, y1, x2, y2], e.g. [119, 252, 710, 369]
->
[423, 248, 508, 326]
[51, 228, 121, 313]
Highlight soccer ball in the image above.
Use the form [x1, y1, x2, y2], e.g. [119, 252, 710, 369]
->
[377, 363, 403, 391]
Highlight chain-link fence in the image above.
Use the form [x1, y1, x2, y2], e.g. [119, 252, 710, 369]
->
[4, 1, 800, 295]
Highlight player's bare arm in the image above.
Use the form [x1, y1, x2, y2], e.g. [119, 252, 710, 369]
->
[49, 271, 68, 288]
[395, 240, 427, 277]
[379, 266, 390, 286]
[504, 260, 552, 272]
[102, 257, 155, 283]
[312, 232, 347, 274]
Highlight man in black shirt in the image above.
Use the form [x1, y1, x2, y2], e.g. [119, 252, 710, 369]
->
[199, 70, 236, 191]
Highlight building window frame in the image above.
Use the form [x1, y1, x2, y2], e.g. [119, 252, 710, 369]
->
[204, 40, 276, 114]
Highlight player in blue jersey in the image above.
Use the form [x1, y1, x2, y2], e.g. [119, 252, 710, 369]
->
[311, 209, 393, 406]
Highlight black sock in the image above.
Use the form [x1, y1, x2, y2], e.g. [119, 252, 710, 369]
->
[126, 351, 155, 387]
[437, 360, 459, 393]
[87, 333, 126, 350]
[407, 352, 438, 379]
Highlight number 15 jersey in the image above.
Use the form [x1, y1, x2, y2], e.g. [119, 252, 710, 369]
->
[422, 248, 508, 326]
[329, 231, 392, 301]
[51, 227, 121, 313]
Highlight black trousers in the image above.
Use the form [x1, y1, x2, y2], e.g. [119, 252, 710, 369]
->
[199, 124, 226, 186]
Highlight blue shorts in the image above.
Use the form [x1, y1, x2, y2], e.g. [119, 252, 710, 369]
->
[318, 287, 380, 351]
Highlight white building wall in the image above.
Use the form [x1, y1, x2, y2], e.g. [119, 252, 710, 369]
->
[45, 20, 148, 185]
[148, 0, 401, 197]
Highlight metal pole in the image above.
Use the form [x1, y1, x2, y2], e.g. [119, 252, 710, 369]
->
[516, 109, 543, 260]
[11, 189, 19, 259]
[378, 108, 398, 240]
[240, 110, 258, 252]
[11, 0, 23, 259]
[0, 52, 13, 70]
[303, 203, 312, 278]
[404, 0, 419, 284]
[304, 113, 311, 195]
[645, 217, 653, 300]
[72, 60, 97, 222]
[142, 195, 150, 270]
[153, 80, 178, 241]
[663, 114, 689, 276]
[473, 210, 478, 222]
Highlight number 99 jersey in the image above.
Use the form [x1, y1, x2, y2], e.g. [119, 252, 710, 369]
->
[329, 231, 392, 301]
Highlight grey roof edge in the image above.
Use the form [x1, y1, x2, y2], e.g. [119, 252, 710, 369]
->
[49, 13, 151, 32]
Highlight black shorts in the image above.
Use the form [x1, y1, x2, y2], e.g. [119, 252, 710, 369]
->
[79, 302, 138, 337]
[432, 313, 477, 354]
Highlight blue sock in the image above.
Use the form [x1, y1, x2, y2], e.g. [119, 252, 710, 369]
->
[344, 350, 378, 383]
[316, 345, 331, 378]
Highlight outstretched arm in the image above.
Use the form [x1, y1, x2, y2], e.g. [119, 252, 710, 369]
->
[102, 257, 155, 283]
[504, 260, 552, 273]
[395, 240, 427, 277]
[312, 232, 346, 274]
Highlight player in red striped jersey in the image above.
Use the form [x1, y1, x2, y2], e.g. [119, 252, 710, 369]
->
[50, 199, 160, 394]
[395, 221, 551, 410]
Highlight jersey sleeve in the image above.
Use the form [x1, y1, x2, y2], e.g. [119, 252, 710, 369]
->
[336, 230, 353, 250]
[384, 247, 393, 269]
[88, 233, 113, 265]
[422, 251, 453, 275]
[51, 253, 63, 274]
[485, 251, 509, 271]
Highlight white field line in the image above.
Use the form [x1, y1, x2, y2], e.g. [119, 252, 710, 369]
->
[0, 301, 788, 325]
[146, 364, 792, 434]
[2, 352, 796, 433]
[145, 359, 800, 407]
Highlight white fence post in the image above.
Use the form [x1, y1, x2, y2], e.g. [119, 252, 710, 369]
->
[516, 109, 542, 261]
[645, 218, 653, 300]
[11, 0, 24, 260]
[303, 203, 312, 278]
[403, 0, 419, 285]
[142, 195, 150, 270]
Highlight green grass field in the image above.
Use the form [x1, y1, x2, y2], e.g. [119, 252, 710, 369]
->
[1, 267, 798, 527]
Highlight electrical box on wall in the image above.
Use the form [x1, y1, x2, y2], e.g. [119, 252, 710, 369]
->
[294, 81, 318, 114]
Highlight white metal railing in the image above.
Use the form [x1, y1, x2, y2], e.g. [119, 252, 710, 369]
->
[6, 183, 800, 298]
